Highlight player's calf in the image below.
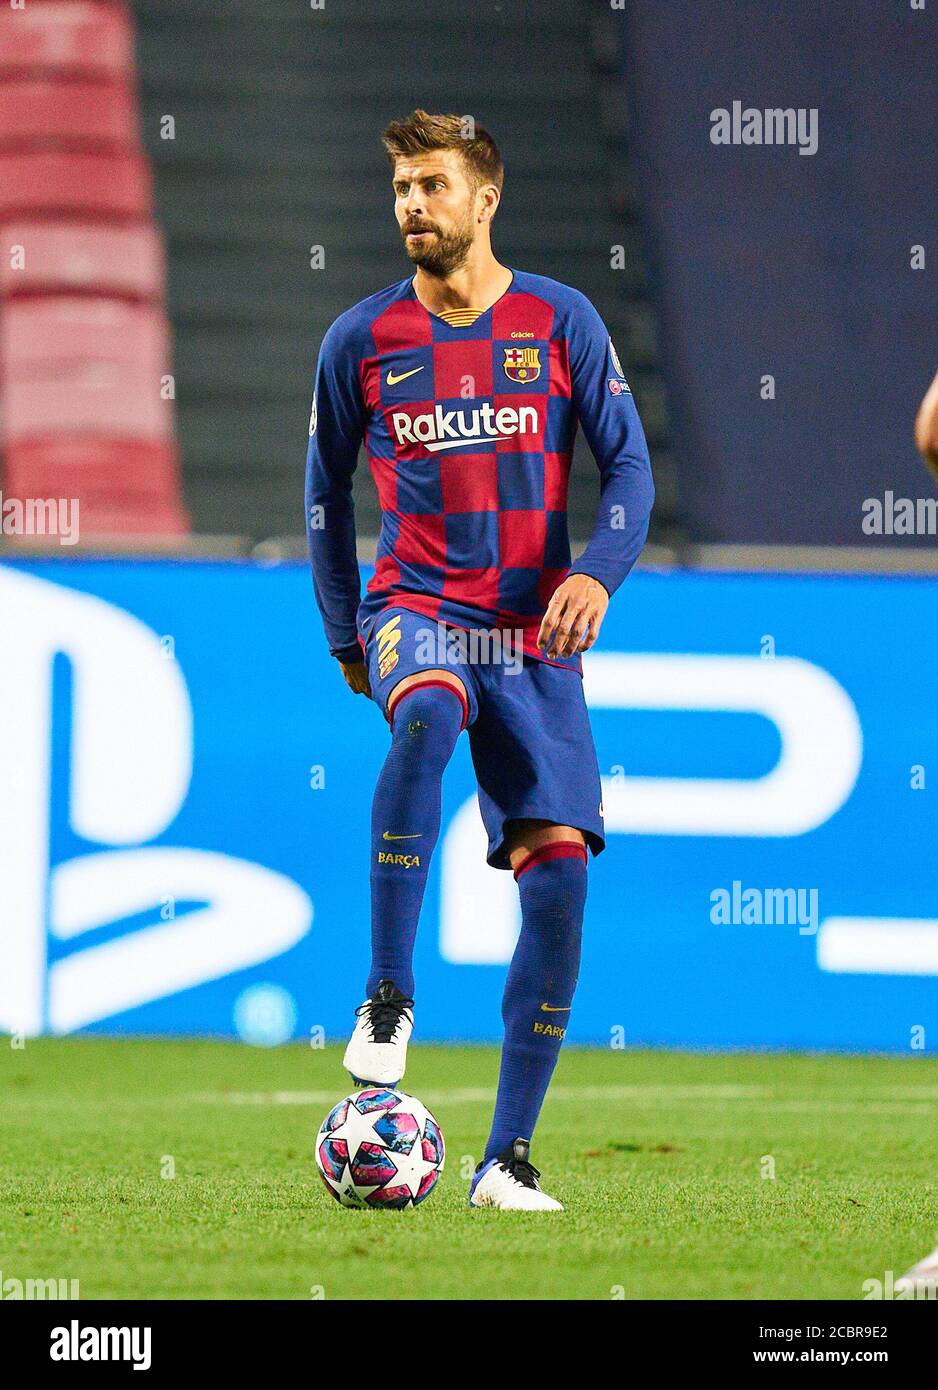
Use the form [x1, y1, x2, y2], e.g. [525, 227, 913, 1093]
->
[345, 678, 465, 1086]
[480, 837, 587, 1170]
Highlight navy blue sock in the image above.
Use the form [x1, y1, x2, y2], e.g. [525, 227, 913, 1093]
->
[484, 842, 587, 1163]
[367, 682, 464, 999]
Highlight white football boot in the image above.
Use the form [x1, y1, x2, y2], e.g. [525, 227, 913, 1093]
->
[469, 1138, 563, 1211]
[894, 1244, 938, 1297]
[342, 979, 414, 1087]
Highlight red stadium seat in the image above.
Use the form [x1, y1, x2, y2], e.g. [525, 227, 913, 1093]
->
[0, 2, 134, 81]
[0, 79, 138, 147]
[0, 4, 188, 541]
[0, 150, 152, 219]
[0, 222, 164, 299]
[2, 297, 171, 377]
[4, 438, 184, 500]
[4, 368, 174, 441]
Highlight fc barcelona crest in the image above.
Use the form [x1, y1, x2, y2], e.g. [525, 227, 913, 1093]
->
[502, 346, 542, 383]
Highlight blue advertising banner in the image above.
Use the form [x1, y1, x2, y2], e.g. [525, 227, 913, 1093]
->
[1, 559, 935, 1050]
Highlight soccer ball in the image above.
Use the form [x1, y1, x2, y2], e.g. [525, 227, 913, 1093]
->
[315, 1087, 445, 1209]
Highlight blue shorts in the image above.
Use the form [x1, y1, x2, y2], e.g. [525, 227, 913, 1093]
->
[362, 606, 605, 869]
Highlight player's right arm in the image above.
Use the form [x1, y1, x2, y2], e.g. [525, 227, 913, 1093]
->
[305, 317, 371, 694]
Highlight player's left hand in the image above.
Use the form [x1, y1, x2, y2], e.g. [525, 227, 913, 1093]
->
[537, 574, 609, 659]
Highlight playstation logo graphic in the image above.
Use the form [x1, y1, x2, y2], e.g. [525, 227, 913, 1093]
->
[0, 568, 313, 1037]
[440, 652, 865, 965]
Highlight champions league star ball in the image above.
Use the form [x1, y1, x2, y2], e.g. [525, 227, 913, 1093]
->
[316, 1088, 445, 1209]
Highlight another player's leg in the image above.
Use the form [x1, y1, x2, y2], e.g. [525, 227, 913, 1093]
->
[469, 823, 587, 1212]
[344, 670, 467, 1087]
[895, 1243, 938, 1297]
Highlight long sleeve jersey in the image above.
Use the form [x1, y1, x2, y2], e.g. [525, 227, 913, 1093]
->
[305, 268, 654, 669]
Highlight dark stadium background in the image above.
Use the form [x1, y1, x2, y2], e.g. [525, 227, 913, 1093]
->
[1, 0, 933, 559]
[131, 0, 678, 548]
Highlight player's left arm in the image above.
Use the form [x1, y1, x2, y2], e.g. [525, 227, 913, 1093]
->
[538, 296, 655, 659]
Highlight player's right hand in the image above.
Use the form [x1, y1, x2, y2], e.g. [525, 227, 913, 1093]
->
[915, 367, 938, 479]
[339, 660, 372, 697]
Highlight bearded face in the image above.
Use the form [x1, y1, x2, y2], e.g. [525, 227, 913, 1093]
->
[400, 203, 476, 275]
[392, 151, 487, 276]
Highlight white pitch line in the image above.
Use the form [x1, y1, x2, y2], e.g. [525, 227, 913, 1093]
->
[187, 1084, 938, 1112]
[190, 1084, 767, 1106]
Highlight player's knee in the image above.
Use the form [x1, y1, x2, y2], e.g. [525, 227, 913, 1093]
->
[388, 680, 465, 767]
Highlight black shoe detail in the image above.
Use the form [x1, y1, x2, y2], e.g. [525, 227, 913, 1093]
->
[355, 979, 414, 1045]
[494, 1137, 541, 1190]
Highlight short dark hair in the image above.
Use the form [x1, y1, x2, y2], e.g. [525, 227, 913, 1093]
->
[381, 109, 504, 192]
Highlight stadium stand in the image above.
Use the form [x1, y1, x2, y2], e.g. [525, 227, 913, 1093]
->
[0, 0, 188, 539]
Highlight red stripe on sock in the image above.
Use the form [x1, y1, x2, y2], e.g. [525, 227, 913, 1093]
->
[388, 678, 469, 731]
[513, 840, 588, 880]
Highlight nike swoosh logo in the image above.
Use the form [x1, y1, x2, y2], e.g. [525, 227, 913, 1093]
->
[386, 367, 424, 386]
[540, 1004, 571, 1013]
[423, 434, 513, 452]
[382, 832, 422, 841]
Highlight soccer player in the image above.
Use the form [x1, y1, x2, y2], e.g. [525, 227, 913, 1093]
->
[306, 110, 654, 1210]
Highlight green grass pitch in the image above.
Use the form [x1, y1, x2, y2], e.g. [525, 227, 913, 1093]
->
[1, 1037, 935, 1300]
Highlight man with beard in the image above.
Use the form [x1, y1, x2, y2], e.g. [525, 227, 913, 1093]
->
[305, 110, 654, 1210]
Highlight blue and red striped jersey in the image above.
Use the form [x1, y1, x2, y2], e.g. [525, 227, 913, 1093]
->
[305, 269, 654, 668]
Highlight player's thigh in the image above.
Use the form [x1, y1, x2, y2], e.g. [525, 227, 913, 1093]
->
[364, 608, 477, 725]
[468, 658, 605, 869]
[503, 820, 586, 873]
